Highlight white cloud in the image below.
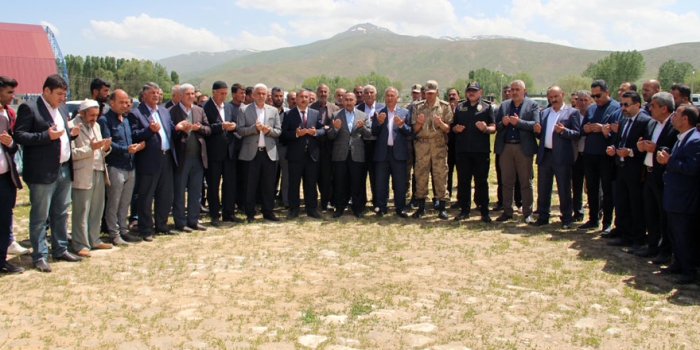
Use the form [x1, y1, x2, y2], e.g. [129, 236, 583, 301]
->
[40, 21, 60, 36]
[87, 13, 231, 52]
[227, 30, 290, 51]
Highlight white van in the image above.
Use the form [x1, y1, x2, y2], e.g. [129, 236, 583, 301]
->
[692, 94, 700, 107]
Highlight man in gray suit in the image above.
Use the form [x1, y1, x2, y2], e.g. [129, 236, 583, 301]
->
[494, 80, 541, 223]
[327, 92, 371, 218]
[237, 83, 282, 222]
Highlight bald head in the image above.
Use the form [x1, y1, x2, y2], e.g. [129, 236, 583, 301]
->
[642, 79, 660, 103]
[109, 89, 131, 116]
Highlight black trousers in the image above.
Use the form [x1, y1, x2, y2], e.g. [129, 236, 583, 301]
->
[375, 148, 407, 213]
[572, 153, 585, 217]
[447, 142, 456, 198]
[136, 152, 174, 235]
[456, 152, 490, 216]
[363, 140, 377, 207]
[334, 154, 366, 213]
[583, 154, 614, 226]
[643, 172, 671, 254]
[207, 156, 237, 220]
[288, 151, 319, 212]
[235, 148, 246, 212]
[245, 150, 277, 218]
[318, 140, 334, 208]
[0, 173, 16, 265]
[616, 166, 646, 244]
[495, 153, 521, 207]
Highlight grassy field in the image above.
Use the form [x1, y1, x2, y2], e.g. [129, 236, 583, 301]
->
[1, 160, 699, 349]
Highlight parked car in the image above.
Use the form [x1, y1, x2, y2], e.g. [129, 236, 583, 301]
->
[692, 94, 700, 107]
[531, 97, 549, 111]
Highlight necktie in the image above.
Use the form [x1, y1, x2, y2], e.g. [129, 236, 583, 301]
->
[619, 118, 633, 147]
[301, 110, 306, 128]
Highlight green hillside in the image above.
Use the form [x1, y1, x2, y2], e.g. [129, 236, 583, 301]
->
[177, 24, 700, 93]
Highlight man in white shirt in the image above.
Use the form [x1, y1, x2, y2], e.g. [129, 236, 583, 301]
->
[14, 74, 83, 272]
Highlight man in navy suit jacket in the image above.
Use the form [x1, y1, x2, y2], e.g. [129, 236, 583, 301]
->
[280, 89, 325, 219]
[128, 82, 183, 241]
[658, 104, 700, 284]
[371, 87, 411, 217]
[532, 86, 581, 228]
[358, 85, 385, 210]
[14, 74, 83, 271]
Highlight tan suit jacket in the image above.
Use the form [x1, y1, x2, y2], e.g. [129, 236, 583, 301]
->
[70, 116, 110, 189]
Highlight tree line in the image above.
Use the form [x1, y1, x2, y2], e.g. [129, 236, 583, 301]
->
[64, 55, 179, 100]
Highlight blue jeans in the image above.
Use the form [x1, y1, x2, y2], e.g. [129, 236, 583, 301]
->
[28, 163, 71, 262]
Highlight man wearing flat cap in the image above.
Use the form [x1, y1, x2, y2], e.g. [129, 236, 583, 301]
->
[451, 82, 495, 222]
[410, 80, 453, 219]
[70, 99, 113, 257]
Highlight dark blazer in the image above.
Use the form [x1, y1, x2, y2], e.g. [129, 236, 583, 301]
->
[309, 101, 340, 126]
[644, 117, 678, 182]
[610, 112, 652, 171]
[280, 108, 325, 162]
[494, 97, 540, 156]
[663, 130, 700, 214]
[327, 108, 371, 162]
[358, 102, 385, 141]
[0, 111, 21, 189]
[535, 105, 581, 165]
[203, 99, 238, 162]
[169, 103, 211, 171]
[14, 97, 74, 184]
[371, 106, 412, 162]
[128, 102, 177, 175]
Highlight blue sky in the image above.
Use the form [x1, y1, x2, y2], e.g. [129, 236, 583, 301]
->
[5, 0, 698, 60]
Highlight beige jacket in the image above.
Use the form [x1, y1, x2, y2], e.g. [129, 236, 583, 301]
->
[69, 116, 111, 190]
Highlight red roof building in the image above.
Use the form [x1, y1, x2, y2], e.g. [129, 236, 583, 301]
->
[0, 22, 58, 94]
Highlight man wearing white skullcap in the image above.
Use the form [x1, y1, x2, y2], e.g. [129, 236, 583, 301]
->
[70, 99, 113, 257]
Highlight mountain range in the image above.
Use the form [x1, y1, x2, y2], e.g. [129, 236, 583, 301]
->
[158, 23, 700, 92]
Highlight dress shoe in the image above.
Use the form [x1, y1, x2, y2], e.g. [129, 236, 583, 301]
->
[176, 226, 193, 233]
[326, 203, 334, 211]
[577, 221, 599, 230]
[454, 212, 469, 221]
[210, 218, 220, 227]
[263, 214, 280, 222]
[7, 241, 29, 255]
[156, 229, 176, 235]
[491, 204, 504, 212]
[530, 219, 549, 226]
[142, 235, 154, 242]
[496, 214, 513, 222]
[188, 224, 207, 231]
[307, 210, 322, 219]
[92, 242, 113, 250]
[633, 248, 657, 258]
[659, 264, 682, 275]
[354, 210, 365, 219]
[396, 211, 409, 218]
[332, 210, 344, 218]
[651, 253, 672, 265]
[76, 248, 92, 258]
[481, 215, 493, 223]
[246, 216, 255, 223]
[625, 244, 646, 254]
[450, 202, 461, 209]
[121, 233, 142, 243]
[675, 275, 697, 285]
[200, 204, 209, 213]
[573, 214, 584, 222]
[223, 215, 244, 223]
[111, 236, 129, 246]
[561, 222, 572, 229]
[523, 215, 535, 224]
[288, 209, 300, 219]
[54, 251, 83, 262]
[0, 262, 24, 274]
[33, 259, 52, 273]
[129, 220, 138, 232]
[599, 230, 620, 239]
[607, 238, 633, 247]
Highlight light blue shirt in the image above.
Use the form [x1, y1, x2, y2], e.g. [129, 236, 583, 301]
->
[346, 109, 355, 131]
[146, 105, 170, 151]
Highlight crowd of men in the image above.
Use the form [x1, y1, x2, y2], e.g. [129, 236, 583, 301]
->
[0, 73, 699, 285]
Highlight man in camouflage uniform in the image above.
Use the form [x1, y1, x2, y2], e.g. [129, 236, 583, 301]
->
[410, 80, 453, 219]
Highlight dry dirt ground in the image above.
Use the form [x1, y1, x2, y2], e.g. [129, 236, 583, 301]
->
[1, 178, 699, 350]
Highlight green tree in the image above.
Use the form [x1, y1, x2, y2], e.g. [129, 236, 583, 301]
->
[556, 74, 593, 97]
[354, 71, 392, 100]
[657, 60, 695, 91]
[170, 71, 180, 85]
[466, 69, 511, 102]
[583, 51, 645, 99]
[684, 71, 699, 95]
